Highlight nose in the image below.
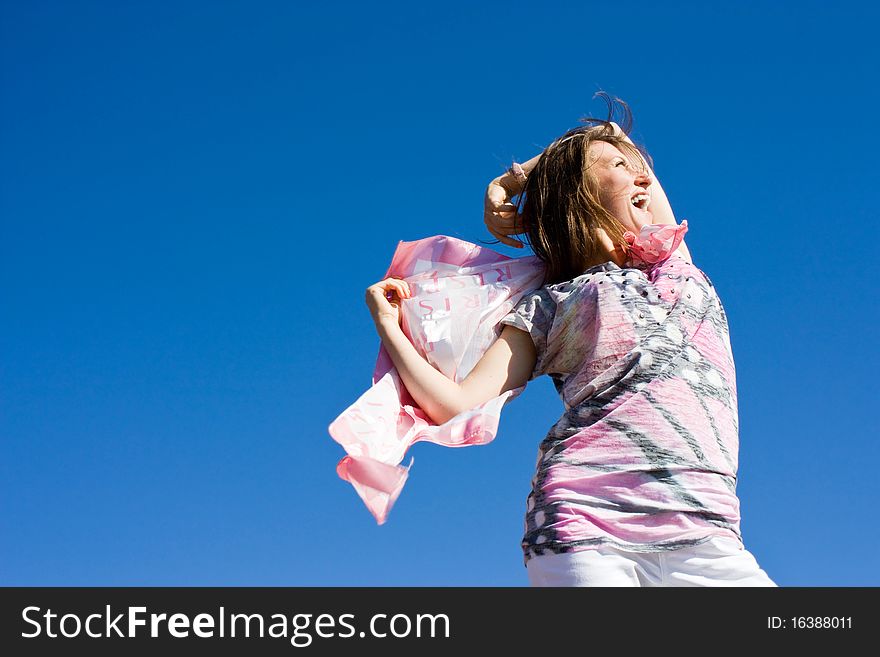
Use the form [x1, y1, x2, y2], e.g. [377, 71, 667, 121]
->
[634, 170, 651, 189]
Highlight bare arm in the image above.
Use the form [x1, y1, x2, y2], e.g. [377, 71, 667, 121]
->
[375, 319, 537, 425]
[617, 128, 693, 263]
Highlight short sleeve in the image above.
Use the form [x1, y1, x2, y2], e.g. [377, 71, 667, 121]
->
[499, 288, 556, 381]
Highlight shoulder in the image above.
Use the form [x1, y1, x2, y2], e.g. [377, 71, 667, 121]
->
[513, 285, 556, 312]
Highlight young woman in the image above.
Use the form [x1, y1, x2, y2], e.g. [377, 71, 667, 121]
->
[365, 96, 776, 586]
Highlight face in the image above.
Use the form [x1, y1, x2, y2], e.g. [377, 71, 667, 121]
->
[587, 141, 653, 234]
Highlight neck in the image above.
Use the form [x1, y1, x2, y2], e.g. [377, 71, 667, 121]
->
[584, 228, 628, 269]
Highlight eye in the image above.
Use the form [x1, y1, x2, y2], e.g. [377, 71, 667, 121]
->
[615, 160, 627, 168]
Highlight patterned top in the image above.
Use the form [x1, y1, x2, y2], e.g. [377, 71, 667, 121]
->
[500, 252, 743, 565]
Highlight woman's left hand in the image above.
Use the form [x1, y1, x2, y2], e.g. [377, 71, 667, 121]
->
[365, 277, 411, 327]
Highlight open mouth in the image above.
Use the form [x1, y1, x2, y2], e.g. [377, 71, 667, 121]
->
[631, 193, 650, 211]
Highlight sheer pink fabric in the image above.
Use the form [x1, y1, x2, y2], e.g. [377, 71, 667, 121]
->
[624, 220, 689, 268]
[329, 235, 545, 523]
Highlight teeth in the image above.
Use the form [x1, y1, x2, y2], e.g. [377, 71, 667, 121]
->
[631, 194, 650, 209]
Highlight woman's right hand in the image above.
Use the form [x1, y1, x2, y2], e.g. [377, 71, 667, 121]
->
[484, 178, 526, 249]
[365, 277, 411, 327]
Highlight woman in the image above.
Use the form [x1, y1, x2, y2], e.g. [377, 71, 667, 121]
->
[365, 95, 776, 586]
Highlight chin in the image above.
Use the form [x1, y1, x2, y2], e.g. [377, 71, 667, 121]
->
[628, 210, 652, 231]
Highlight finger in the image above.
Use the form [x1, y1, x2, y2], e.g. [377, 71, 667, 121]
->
[368, 280, 404, 301]
[383, 278, 411, 299]
[487, 227, 524, 249]
[486, 191, 511, 208]
[487, 215, 524, 235]
[368, 286, 393, 303]
[390, 278, 411, 297]
[383, 277, 406, 288]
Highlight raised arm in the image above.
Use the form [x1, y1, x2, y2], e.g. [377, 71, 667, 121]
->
[615, 126, 693, 263]
[365, 277, 536, 425]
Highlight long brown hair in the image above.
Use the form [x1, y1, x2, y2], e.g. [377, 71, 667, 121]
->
[514, 93, 652, 286]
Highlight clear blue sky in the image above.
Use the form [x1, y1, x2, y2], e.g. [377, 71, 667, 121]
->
[2, 1, 877, 586]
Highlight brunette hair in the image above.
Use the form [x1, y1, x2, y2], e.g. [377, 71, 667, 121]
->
[512, 93, 652, 286]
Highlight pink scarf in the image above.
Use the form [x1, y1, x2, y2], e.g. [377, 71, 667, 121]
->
[329, 222, 688, 524]
[624, 220, 689, 269]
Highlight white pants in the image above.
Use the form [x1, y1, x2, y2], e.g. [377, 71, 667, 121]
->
[527, 536, 777, 587]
